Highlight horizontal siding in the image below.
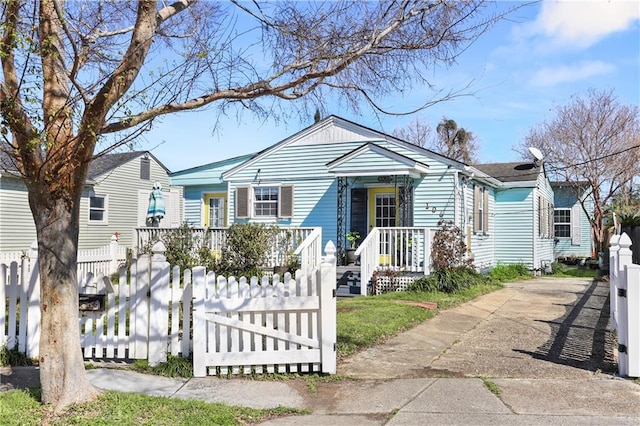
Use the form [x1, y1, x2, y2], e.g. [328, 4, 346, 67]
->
[171, 156, 250, 186]
[331, 150, 416, 173]
[536, 174, 555, 267]
[553, 186, 593, 258]
[1, 156, 176, 253]
[183, 184, 228, 227]
[413, 172, 458, 227]
[494, 188, 535, 266]
[467, 183, 496, 271]
[227, 140, 458, 183]
[228, 142, 365, 182]
[228, 179, 336, 248]
[0, 177, 37, 251]
[78, 156, 175, 250]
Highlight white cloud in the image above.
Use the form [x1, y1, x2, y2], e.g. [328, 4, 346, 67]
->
[530, 60, 616, 87]
[526, 0, 640, 48]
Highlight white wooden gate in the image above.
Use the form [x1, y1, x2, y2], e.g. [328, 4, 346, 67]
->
[192, 244, 337, 377]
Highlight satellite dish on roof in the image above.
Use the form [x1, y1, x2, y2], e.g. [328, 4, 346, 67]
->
[528, 147, 544, 161]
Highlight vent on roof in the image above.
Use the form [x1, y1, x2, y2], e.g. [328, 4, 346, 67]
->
[140, 156, 150, 180]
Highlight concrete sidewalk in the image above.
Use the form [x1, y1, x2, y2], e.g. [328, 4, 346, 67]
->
[2, 277, 640, 425]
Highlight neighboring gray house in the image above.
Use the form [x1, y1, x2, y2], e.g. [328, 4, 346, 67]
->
[0, 150, 182, 251]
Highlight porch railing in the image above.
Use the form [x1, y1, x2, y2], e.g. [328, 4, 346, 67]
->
[294, 227, 322, 275]
[355, 227, 435, 296]
[134, 226, 317, 269]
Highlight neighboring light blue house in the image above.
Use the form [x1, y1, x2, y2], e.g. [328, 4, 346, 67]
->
[171, 154, 254, 229]
[551, 181, 594, 260]
[170, 116, 556, 271]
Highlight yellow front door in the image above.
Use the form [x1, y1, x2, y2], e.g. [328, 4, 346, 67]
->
[204, 193, 226, 228]
[368, 187, 398, 263]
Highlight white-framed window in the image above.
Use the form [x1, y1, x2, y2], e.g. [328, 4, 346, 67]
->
[89, 194, 108, 224]
[554, 208, 571, 238]
[473, 184, 489, 234]
[254, 186, 279, 217]
[235, 185, 294, 219]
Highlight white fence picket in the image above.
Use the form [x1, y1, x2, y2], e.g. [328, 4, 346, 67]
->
[148, 243, 170, 366]
[0, 264, 5, 348]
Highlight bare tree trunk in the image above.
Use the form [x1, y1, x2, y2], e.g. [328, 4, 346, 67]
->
[31, 194, 101, 409]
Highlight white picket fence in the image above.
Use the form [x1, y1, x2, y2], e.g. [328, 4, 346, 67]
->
[1, 236, 337, 375]
[0, 235, 128, 278]
[193, 241, 337, 377]
[609, 232, 640, 377]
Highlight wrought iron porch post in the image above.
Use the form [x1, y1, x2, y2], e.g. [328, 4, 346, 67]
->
[337, 177, 348, 264]
[399, 176, 414, 227]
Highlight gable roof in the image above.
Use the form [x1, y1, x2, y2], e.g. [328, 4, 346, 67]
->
[551, 180, 590, 188]
[473, 162, 544, 184]
[88, 151, 145, 179]
[223, 115, 468, 180]
[326, 142, 429, 177]
[171, 153, 255, 185]
[1, 148, 169, 181]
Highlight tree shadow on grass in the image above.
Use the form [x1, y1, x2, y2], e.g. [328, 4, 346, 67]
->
[514, 280, 616, 373]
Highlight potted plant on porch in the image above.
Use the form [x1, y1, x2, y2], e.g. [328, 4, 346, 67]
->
[345, 230, 361, 265]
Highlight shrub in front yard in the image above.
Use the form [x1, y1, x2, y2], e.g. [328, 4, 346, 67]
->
[418, 220, 479, 293]
[431, 220, 474, 271]
[214, 223, 279, 277]
[162, 222, 205, 272]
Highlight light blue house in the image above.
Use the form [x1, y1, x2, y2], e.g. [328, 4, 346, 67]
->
[474, 162, 556, 270]
[170, 116, 556, 273]
[551, 181, 594, 260]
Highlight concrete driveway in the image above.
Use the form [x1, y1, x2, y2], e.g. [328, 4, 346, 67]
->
[339, 276, 615, 380]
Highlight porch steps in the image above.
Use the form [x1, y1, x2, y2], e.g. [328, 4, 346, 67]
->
[336, 266, 363, 298]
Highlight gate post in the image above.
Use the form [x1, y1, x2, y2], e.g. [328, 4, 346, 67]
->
[133, 253, 151, 359]
[192, 266, 208, 377]
[609, 234, 620, 331]
[148, 241, 170, 367]
[319, 241, 337, 374]
[26, 241, 40, 358]
[626, 264, 640, 377]
[617, 233, 632, 377]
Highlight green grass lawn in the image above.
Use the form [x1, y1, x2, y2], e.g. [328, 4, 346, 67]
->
[336, 280, 504, 358]
[0, 264, 529, 423]
[552, 265, 598, 278]
[0, 388, 306, 426]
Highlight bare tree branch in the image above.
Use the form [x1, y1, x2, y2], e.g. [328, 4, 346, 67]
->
[514, 88, 640, 253]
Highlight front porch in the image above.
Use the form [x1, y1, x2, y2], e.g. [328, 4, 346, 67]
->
[134, 225, 434, 296]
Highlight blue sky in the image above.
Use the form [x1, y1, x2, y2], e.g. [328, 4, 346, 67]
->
[141, 1, 640, 172]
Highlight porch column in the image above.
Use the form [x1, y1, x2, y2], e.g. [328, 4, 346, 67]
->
[337, 177, 348, 265]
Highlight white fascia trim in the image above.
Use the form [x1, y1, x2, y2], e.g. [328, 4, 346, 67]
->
[502, 181, 538, 189]
[328, 170, 417, 178]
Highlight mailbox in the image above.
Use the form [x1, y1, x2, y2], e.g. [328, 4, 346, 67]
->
[79, 294, 106, 312]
